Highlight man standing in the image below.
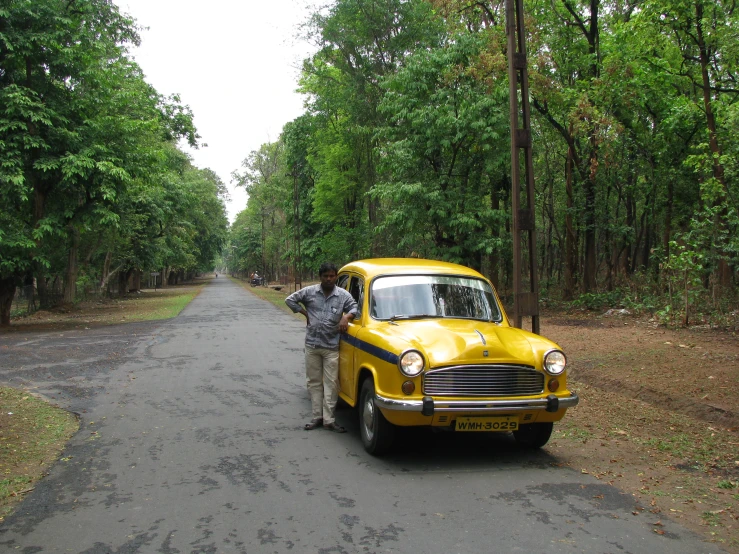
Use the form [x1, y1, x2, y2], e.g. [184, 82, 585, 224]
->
[285, 263, 358, 432]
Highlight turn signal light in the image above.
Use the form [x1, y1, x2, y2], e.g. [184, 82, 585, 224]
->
[547, 379, 560, 392]
[401, 381, 415, 395]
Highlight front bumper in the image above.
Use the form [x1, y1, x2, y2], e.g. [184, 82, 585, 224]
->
[375, 392, 579, 416]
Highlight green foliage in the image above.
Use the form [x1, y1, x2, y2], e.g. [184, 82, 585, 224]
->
[224, 0, 739, 324]
[571, 291, 626, 311]
[0, 0, 227, 319]
[373, 31, 510, 267]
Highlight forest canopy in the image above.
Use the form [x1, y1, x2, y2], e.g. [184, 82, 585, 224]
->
[229, 0, 739, 325]
[0, 0, 229, 325]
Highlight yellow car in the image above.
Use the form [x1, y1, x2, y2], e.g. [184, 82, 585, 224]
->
[336, 258, 579, 455]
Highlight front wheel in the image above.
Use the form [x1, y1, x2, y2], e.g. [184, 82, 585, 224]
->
[512, 422, 554, 448]
[359, 378, 395, 455]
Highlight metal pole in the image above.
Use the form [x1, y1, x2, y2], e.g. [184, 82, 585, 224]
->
[506, 0, 540, 334]
[292, 170, 302, 292]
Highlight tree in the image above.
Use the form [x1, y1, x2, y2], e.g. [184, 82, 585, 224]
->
[374, 31, 511, 269]
[0, 0, 139, 322]
[0, 0, 217, 324]
[630, 0, 739, 287]
[232, 141, 290, 282]
[300, 0, 444, 259]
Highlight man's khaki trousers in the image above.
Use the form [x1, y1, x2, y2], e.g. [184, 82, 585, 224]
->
[305, 345, 340, 425]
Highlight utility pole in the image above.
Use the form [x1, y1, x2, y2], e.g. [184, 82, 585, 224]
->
[261, 206, 266, 282]
[506, 0, 540, 334]
[288, 169, 302, 293]
[287, 168, 303, 290]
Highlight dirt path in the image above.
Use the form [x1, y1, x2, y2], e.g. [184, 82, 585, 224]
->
[540, 311, 739, 551]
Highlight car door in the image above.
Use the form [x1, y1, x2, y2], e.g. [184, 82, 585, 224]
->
[338, 273, 364, 404]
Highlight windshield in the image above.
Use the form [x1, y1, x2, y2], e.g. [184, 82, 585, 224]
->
[370, 275, 502, 322]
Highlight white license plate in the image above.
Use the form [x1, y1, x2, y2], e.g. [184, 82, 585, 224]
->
[455, 416, 519, 432]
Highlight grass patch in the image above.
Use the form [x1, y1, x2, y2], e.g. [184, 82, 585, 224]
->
[553, 423, 593, 441]
[0, 387, 79, 522]
[230, 277, 299, 318]
[129, 289, 200, 321]
[10, 284, 203, 328]
[638, 431, 725, 470]
[702, 510, 724, 526]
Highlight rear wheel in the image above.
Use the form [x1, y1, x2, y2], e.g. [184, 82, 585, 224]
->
[359, 378, 395, 455]
[512, 422, 553, 448]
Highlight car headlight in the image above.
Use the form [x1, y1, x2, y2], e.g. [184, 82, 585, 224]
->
[398, 350, 425, 377]
[543, 350, 567, 375]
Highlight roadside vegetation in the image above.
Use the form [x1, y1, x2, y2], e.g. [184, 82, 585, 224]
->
[555, 383, 738, 549]
[8, 284, 204, 330]
[225, 0, 738, 335]
[0, 0, 228, 327]
[230, 277, 298, 317]
[0, 388, 79, 523]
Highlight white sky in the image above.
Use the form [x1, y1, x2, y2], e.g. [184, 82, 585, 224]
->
[117, 0, 316, 223]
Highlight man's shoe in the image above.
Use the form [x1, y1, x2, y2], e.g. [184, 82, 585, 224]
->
[324, 422, 347, 433]
[304, 418, 323, 430]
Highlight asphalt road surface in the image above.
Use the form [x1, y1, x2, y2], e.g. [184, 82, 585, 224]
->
[0, 278, 723, 553]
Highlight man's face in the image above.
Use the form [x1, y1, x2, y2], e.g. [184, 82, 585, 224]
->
[320, 270, 337, 292]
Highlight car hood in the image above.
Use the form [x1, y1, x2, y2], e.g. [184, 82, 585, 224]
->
[373, 319, 548, 368]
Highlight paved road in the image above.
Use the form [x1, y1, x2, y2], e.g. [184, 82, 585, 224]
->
[0, 278, 722, 553]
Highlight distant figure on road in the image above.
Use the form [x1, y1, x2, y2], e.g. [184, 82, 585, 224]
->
[251, 272, 262, 287]
[285, 262, 357, 433]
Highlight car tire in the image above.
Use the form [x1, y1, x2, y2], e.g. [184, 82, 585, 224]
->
[359, 378, 395, 455]
[512, 422, 553, 448]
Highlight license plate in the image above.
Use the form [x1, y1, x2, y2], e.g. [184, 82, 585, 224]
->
[455, 416, 519, 432]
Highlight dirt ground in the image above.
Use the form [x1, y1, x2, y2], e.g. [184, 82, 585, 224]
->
[4, 286, 739, 550]
[540, 310, 739, 551]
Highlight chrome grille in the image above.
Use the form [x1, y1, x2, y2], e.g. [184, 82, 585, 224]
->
[423, 365, 544, 397]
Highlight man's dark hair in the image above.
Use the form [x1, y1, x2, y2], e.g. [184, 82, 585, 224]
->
[319, 262, 338, 276]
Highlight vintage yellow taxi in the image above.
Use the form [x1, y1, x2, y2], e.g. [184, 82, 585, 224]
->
[336, 258, 578, 455]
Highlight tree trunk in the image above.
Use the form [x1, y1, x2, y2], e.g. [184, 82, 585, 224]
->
[118, 270, 130, 298]
[694, 1, 731, 287]
[683, 268, 689, 326]
[583, 0, 600, 293]
[583, 145, 598, 292]
[488, 175, 503, 289]
[63, 226, 79, 304]
[132, 269, 141, 291]
[546, 175, 554, 283]
[0, 277, 16, 326]
[32, 177, 51, 308]
[563, 142, 577, 300]
[663, 177, 673, 259]
[640, 174, 657, 272]
[695, 2, 726, 194]
[101, 251, 112, 291]
[35, 263, 49, 309]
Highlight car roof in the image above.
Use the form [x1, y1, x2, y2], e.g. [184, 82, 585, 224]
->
[338, 258, 486, 281]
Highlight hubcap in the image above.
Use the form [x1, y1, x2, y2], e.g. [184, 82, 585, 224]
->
[362, 397, 375, 441]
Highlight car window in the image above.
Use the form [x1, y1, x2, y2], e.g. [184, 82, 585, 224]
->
[336, 274, 349, 289]
[348, 276, 364, 318]
[370, 275, 502, 322]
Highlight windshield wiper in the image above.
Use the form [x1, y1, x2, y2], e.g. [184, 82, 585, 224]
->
[389, 314, 443, 321]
